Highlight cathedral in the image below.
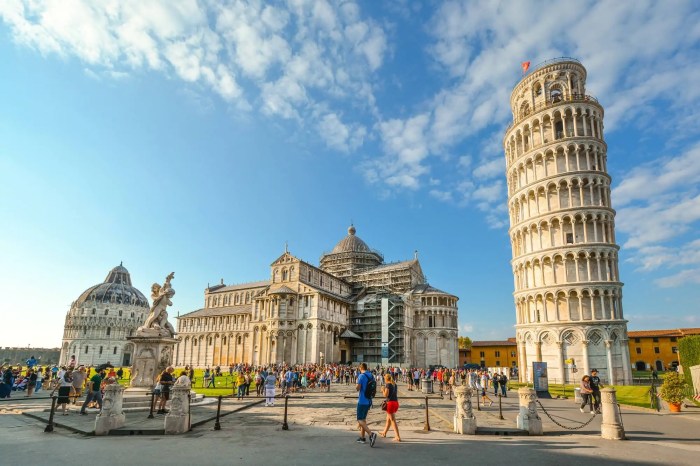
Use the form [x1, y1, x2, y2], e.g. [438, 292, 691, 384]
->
[174, 226, 459, 368]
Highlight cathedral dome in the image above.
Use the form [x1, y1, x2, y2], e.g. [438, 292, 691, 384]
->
[74, 263, 149, 308]
[331, 225, 372, 254]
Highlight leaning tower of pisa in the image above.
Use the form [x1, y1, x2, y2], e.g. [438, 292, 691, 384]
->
[504, 58, 632, 385]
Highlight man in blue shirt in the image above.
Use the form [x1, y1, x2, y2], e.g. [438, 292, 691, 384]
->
[355, 362, 377, 447]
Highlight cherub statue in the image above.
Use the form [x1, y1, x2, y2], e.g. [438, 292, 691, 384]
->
[140, 272, 176, 337]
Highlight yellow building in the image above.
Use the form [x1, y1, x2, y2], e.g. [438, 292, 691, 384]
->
[458, 339, 518, 369]
[628, 328, 700, 372]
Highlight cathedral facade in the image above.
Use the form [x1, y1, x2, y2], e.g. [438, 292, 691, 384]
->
[174, 226, 459, 368]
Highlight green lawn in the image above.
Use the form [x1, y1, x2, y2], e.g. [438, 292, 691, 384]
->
[507, 382, 653, 409]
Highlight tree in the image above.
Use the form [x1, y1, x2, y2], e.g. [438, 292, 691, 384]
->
[458, 336, 472, 349]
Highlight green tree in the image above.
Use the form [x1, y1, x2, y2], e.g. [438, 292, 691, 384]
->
[679, 335, 700, 391]
[458, 336, 472, 349]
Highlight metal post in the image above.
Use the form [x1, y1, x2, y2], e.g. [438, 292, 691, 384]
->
[423, 396, 431, 432]
[476, 389, 481, 411]
[188, 393, 192, 431]
[498, 393, 504, 420]
[282, 395, 289, 430]
[214, 395, 222, 430]
[148, 392, 156, 419]
[44, 396, 57, 433]
[449, 384, 452, 401]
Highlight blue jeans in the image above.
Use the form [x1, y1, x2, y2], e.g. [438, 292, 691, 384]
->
[81, 390, 103, 413]
[237, 384, 246, 398]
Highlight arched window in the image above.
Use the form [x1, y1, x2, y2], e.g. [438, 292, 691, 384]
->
[550, 87, 562, 102]
[282, 269, 288, 281]
[222, 337, 227, 345]
[106, 327, 111, 336]
[104, 309, 109, 316]
[92, 309, 96, 315]
[85, 346, 89, 354]
[237, 335, 242, 344]
[118, 310, 122, 317]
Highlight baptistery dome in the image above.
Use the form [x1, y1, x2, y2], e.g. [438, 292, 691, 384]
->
[60, 264, 149, 367]
[75, 263, 149, 308]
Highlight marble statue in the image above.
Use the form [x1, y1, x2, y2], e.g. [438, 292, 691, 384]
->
[137, 272, 176, 338]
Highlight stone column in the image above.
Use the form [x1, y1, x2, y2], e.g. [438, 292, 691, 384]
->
[581, 340, 590, 378]
[519, 340, 528, 383]
[94, 383, 126, 435]
[557, 342, 566, 384]
[604, 340, 615, 385]
[620, 339, 632, 385]
[516, 387, 543, 435]
[453, 386, 477, 434]
[164, 385, 191, 435]
[600, 387, 625, 440]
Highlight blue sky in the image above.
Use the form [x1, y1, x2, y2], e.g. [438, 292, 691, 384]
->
[1, 0, 699, 348]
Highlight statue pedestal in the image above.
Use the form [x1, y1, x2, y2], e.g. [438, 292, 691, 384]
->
[453, 386, 477, 434]
[126, 334, 178, 390]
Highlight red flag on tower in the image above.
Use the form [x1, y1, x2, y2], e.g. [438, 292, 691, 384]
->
[521, 61, 531, 74]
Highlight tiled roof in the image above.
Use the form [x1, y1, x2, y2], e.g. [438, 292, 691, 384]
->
[355, 260, 416, 274]
[177, 304, 251, 319]
[269, 285, 297, 294]
[627, 328, 700, 338]
[411, 283, 455, 296]
[471, 340, 518, 347]
[209, 281, 269, 293]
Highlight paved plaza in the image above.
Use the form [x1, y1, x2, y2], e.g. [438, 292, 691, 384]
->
[1, 382, 698, 465]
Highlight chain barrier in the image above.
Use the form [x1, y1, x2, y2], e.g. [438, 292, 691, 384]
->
[535, 400, 598, 430]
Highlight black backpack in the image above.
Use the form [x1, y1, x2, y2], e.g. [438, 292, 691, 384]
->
[363, 373, 376, 399]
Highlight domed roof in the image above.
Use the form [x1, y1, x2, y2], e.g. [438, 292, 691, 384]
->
[74, 263, 149, 308]
[331, 225, 373, 254]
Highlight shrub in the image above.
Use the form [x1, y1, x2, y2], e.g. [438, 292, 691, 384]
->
[678, 335, 700, 390]
[658, 371, 687, 404]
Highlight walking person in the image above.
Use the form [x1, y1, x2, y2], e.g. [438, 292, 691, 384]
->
[79, 369, 105, 415]
[589, 369, 604, 414]
[379, 374, 401, 442]
[579, 375, 594, 414]
[481, 384, 494, 406]
[71, 366, 87, 405]
[264, 370, 277, 407]
[500, 372, 508, 397]
[57, 369, 73, 415]
[156, 367, 175, 414]
[355, 362, 378, 447]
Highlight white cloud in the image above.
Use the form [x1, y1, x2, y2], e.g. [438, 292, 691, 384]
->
[655, 269, 700, 288]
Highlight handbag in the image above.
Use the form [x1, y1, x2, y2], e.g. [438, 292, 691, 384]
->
[380, 400, 388, 411]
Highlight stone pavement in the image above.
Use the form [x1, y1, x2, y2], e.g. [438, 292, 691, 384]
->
[1, 382, 698, 465]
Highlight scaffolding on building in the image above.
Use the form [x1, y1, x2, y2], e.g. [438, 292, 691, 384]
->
[350, 293, 406, 365]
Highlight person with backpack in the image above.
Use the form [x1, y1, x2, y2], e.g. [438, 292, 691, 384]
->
[355, 362, 378, 447]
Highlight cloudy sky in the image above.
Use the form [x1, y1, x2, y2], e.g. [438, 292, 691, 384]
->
[1, 0, 699, 348]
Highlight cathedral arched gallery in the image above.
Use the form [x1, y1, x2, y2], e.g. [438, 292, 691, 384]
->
[174, 226, 459, 368]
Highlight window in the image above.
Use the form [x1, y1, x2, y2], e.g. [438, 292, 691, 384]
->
[495, 351, 501, 357]
[83, 328, 87, 335]
[496, 361, 501, 366]
[113, 347, 117, 355]
[222, 337, 227, 345]
[193, 340, 197, 347]
[511, 351, 516, 357]
[479, 351, 485, 358]
[654, 347, 660, 354]
[634, 338, 640, 343]
[92, 309, 96, 315]
[106, 327, 111, 336]
[105, 309, 109, 315]
[672, 347, 678, 354]
[282, 269, 288, 281]
[119, 310, 122, 316]
[566, 233, 574, 244]
[131, 312, 134, 318]
[652, 337, 659, 342]
[670, 337, 677, 342]
[428, 316, 434, 327]
[99, 346, 103, 355]
[85, 346, 89, 354]
[635, 347, 641, 354]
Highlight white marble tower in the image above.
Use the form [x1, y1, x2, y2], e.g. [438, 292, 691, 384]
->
[504, 58, 632, 385]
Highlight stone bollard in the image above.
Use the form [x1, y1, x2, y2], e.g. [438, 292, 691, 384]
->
[164, 386, 190, 434]
[95, 383, 126, 435]
[516, 387, 543, 435]
[453, 386, 477, 434]
[600, 387, 625, 440]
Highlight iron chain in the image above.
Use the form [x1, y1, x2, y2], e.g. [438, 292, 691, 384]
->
[535, 400, 598, 430]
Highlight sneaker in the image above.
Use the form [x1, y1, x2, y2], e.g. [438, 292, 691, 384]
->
[369, 432, 377, 447]
[580, 408, 585, 413]
[591, 411, 596, 415]
[356, 437, 366, 444]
